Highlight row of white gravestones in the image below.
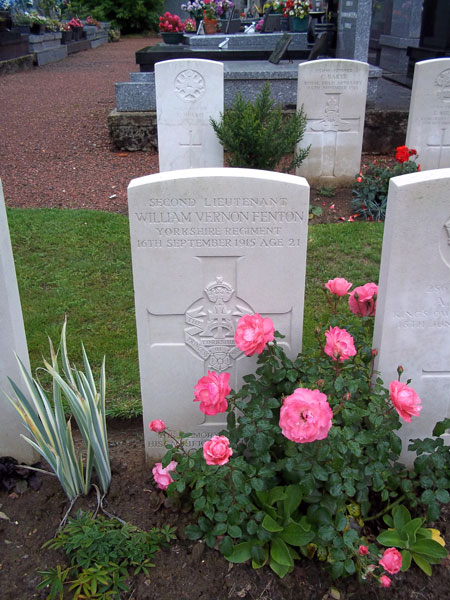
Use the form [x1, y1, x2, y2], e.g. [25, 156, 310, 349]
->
[0, 180, 38, 463]
[406, 58, 450, 171]
[154, 57, 370, 184]
[373, 168, 450, 465]
[128, 168, 309, 458]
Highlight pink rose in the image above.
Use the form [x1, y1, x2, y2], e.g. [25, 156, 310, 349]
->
[148, 419, 166, 433]
[358, 545, 368, 556]
[379, 548, 402, 575]
[234, 313, 275, 356]
[325, 277, 352, 297]
[194, 371, 230, 416]
[379, 575, 391, 588]
[152, 460, 177, 490]
[279, 388, 332, 444]
[203, 435, 233, 466]
[348, 282, 378, 317]
[324, 326, 357, 362]
[389, 380, 422, 423]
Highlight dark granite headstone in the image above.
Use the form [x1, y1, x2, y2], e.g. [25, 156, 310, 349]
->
[268, 33, 292, 64]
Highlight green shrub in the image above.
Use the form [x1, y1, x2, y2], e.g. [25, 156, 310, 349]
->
[210, 81, 310, 172]
[66, 0, 164, 32]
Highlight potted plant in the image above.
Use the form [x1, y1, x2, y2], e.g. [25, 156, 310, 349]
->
[158, 12, 185, 44]
[283, 0, 310, 31]
[181, 0, 206, 29]
[12, 11, 32, 33]
[68, 17, 83, 40]
[184, 17, 197, 33]
[30, 13, 47, 35]
[0, 0, 12, 31]
[60, 21, 72, 43]
[202, 0, 220, 34]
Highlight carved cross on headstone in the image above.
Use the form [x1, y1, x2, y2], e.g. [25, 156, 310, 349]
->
[179, 129, 203, 167]
[426, 127, 450, 168]
[308, 93, 360, 176]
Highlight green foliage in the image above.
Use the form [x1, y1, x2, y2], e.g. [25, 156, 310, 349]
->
[7, 320, 111, 501]
[38, 510, 176, 599]
[210, 82, 310, 172]
[158, 296, 449, 583]
[377, 505, 448, 576]
[318, 186, 336, 198]
[351, 148, 419, 221]
[66, 0, 163, 31]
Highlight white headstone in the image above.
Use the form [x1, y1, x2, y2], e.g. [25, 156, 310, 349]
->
[128, 168, 309, 459]
[405, 58, 450, 171]
[0, 180, 38, 463]
[373, 169, 450, 465]
[296, 59, 369, 186]
[155, 59, 224, 172]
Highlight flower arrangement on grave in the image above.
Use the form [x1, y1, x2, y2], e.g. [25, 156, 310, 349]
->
[149, 278, 449, 583]
[255, 17, 264, 31]
[202, 0, 220, 21]
[216, 0, 234, 17]
[181, 0, 207, 19]
[282, 0, 311, 18]
[184, 17, 196, 32]
[158, 11, 184, 32]
[263, 0, 284, 13]
[60, 21, 71, 31]
[352, 145, 420, 221]
[86, 15, 101, 28]
[12, 10, 33, 26]
[68, 16, 83, 30]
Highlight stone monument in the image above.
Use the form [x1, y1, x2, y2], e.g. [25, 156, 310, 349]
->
[0, 180, 38, 463]
[405, 58, 450, 171]
[155, 58, 224, 172]
[128, 168, 310, 459]
[373, 169, 450, 464]
[296, 59, 369, 186]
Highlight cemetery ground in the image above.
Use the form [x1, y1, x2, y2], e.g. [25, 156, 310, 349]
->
[1, 38, 449, 600]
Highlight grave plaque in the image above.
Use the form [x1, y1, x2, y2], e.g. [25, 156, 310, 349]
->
[0, 180, 37, 463]
[128, 168, 309, 459]
[373, 169, 450, 465]
[296, 59, 368, 186]
[155, 58, 224, 172]
[405, 58, 450, 171]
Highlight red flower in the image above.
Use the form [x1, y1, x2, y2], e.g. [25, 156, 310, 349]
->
[395, 145, 410, 163]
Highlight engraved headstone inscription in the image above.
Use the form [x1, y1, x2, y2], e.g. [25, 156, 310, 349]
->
[155, 59, 224, 172]
[296, 59, 369, 186]
[128, 168, 310, 460]
[405, 58, 450, 171]
[373, 169, 450, 465]
[0, 180, 38, 463]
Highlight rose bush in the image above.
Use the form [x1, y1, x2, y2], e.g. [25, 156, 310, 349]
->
[152, 460, 177, 490]
[150, 283, 449, 586]
[194, 371, 230, 415]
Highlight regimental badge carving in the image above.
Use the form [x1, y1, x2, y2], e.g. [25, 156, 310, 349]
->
[185, 277, 254, 372]
[310, 94, 352, 133]
[174, 69, 205, 101]
[435, 69, 450, 102]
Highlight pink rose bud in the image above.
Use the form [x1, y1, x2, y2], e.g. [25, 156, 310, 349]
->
[358, 545, 369, 556]
[203, 435, 233, 466]
[389, 381, 422, 423]
[279, 388, 332, 444]
[371, 348, 378, 357]
[194, 371, 230, 416]
[149, 419, 166, 433]
[397, 365, 404, 375]
[379, 575, 391, 588]
[152, 461, 177, 490]
[324, 277, 353, 297]
[348, 282, 378, 317]
[324, 326, 357, 363]
[343, 392, 351, 401]
[379, 547, 402, 575]
[234, 313, 274, 356]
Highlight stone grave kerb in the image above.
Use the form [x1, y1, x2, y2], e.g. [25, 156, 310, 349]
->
[0, 179, 38, 463]
[373, 168, 450, 465]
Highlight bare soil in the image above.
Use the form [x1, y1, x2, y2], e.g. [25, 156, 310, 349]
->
[1, 419, 449, 600]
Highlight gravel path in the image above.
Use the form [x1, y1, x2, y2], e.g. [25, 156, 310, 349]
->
[0, 36, 159, 213]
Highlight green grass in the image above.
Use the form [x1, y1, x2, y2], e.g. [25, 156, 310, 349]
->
[7, 208, 384, 418]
